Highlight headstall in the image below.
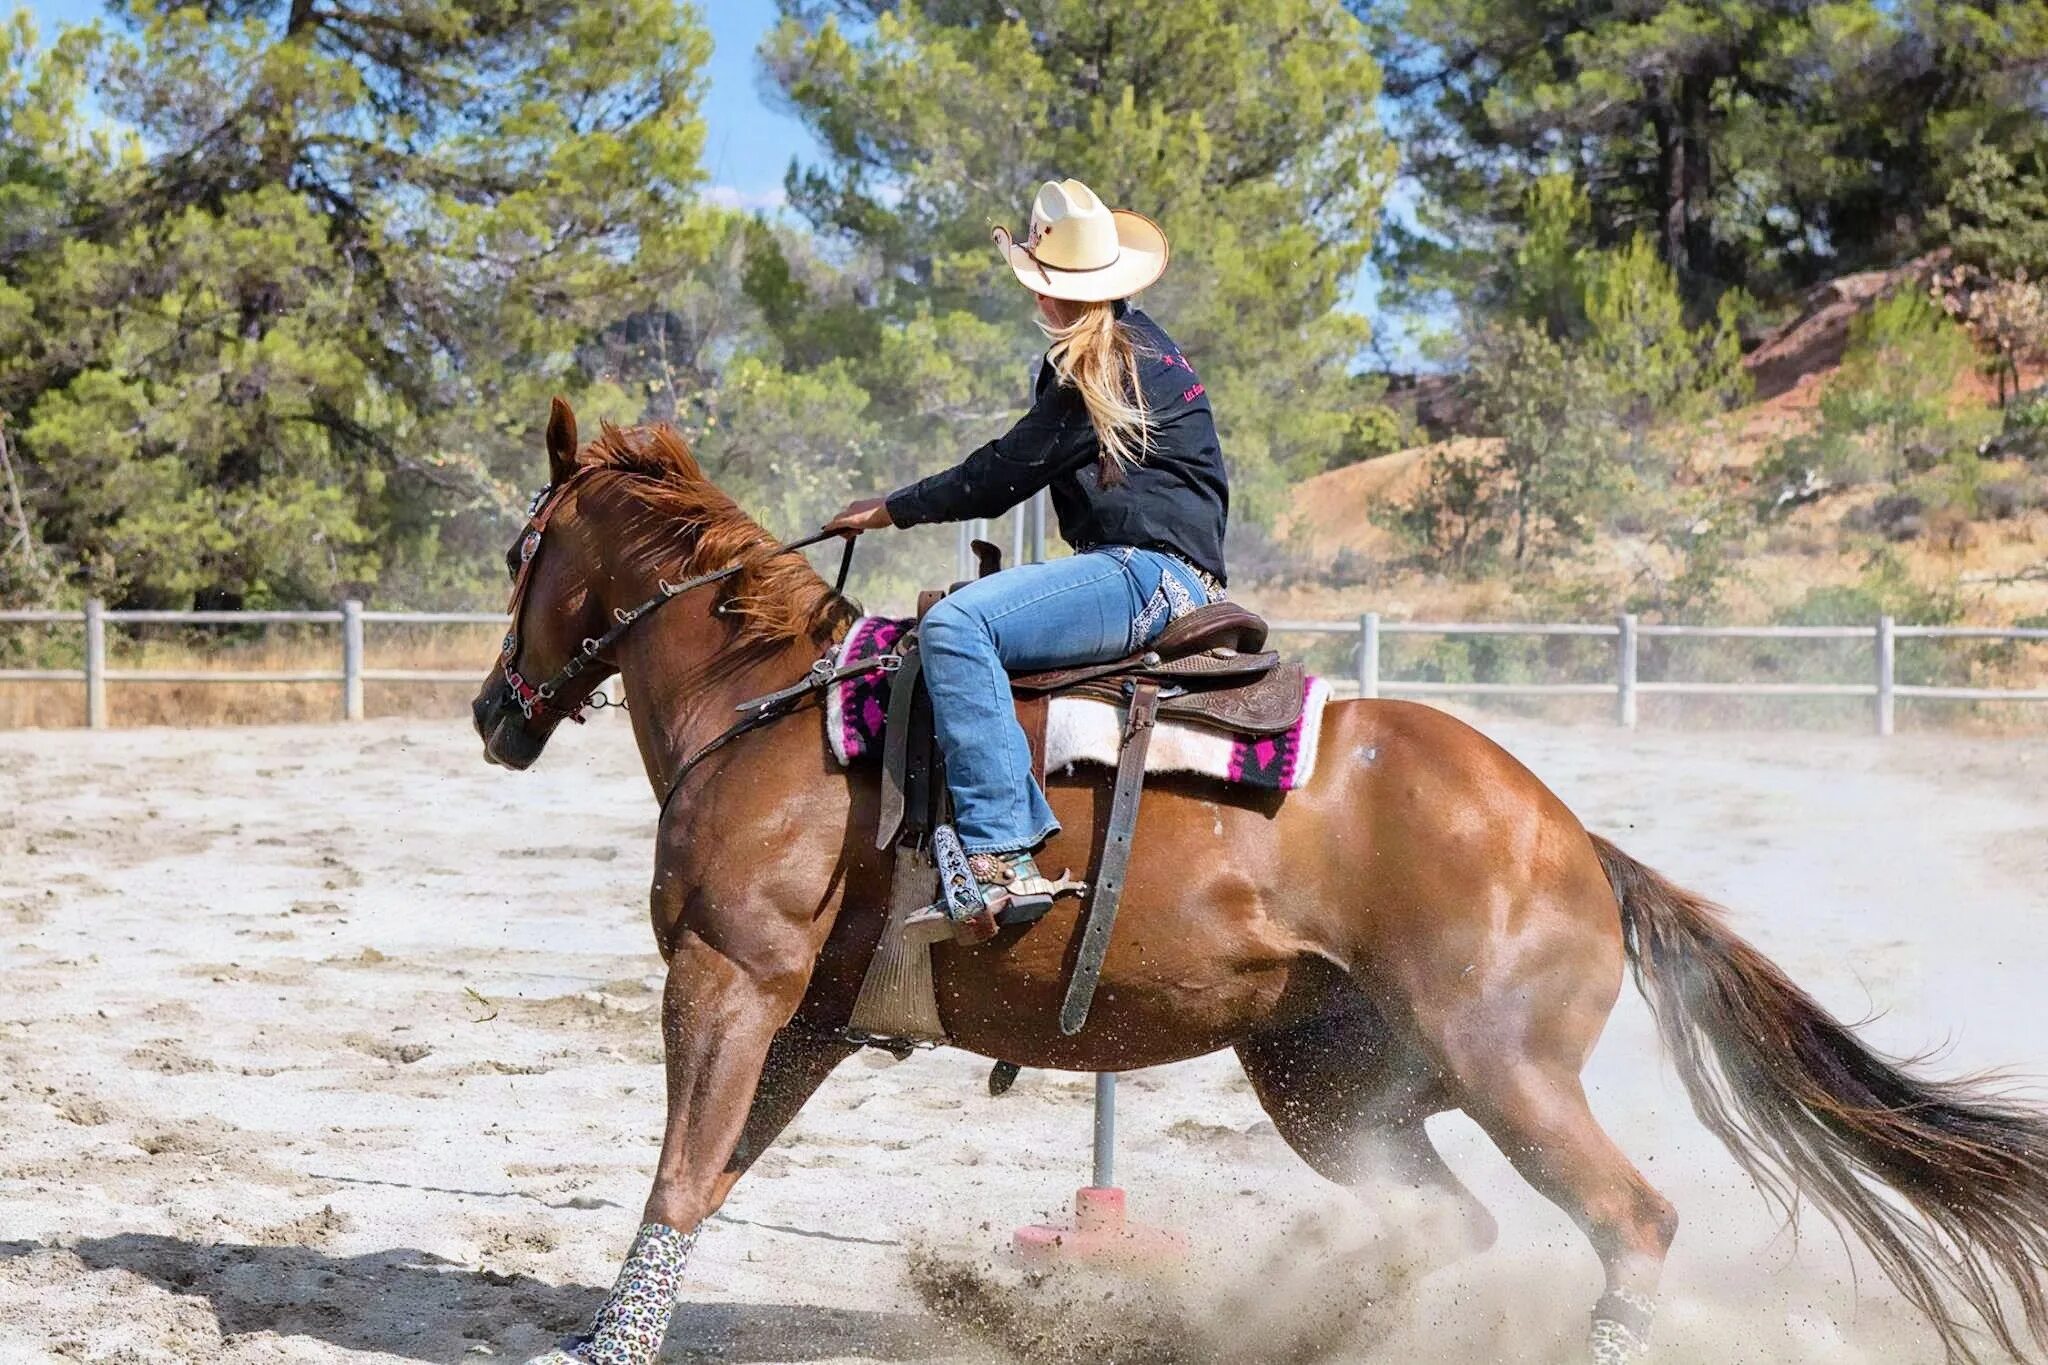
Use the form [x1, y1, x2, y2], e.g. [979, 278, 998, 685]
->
[499, 472, 858, 728]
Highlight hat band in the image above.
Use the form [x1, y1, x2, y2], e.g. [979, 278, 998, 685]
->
[1010, 226, 1121, 282]
[1029, 245, 1120, 273]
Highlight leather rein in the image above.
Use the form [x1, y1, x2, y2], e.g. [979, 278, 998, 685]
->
[499, 472, 891, 816]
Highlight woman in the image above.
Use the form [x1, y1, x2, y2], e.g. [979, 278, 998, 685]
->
[825, 178, 1229, 926]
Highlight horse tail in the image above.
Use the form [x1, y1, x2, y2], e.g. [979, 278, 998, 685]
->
[1592, 832, 2048, 1363]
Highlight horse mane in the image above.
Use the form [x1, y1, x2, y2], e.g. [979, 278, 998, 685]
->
[578, 421, 858, 648]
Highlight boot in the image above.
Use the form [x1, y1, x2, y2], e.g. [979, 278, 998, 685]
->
[903, 850, 1082, 945]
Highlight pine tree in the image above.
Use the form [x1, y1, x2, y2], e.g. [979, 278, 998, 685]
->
[1, 0, 714, 607]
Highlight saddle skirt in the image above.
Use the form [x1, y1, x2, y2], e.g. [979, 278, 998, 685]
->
[825, 616, 1331, 792]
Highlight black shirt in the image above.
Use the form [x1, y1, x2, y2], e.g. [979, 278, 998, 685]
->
[883, 306, 1230, 583]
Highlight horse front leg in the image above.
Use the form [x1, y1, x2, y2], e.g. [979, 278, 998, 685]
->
[533, 930, 825, 1365]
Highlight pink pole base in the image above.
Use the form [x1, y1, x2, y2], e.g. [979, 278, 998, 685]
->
[1011, 1186, 1187, 1264]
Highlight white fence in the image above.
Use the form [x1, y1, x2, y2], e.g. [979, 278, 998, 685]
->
[1280, 612, 2048, 735]
[0, 601, 501, 727]
[3, 601, 2046, 734]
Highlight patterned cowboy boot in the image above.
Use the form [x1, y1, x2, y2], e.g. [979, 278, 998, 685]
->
[903, 830, 1083, 945]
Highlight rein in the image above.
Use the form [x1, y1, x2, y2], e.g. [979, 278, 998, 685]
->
[500, 469, 856, 726]
[500, 470, 896, 818]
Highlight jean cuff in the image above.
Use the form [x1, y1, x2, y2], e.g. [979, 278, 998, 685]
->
[959, 819, 1060, 857]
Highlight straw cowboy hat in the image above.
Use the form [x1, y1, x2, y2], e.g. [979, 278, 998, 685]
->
[991, 178, 1169, 303]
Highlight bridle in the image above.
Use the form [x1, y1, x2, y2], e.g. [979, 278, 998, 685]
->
[499, 469, 856, 728]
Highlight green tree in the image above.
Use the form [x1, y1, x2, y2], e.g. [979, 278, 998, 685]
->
[1383, 229, 1745, 576]
[1, 0, 715, 608]
[1933, 142, 2048, 279]
[1368, 0, 2048, 309]
[1766, 290, 1993, 493]
[763, 0, 1395, 522]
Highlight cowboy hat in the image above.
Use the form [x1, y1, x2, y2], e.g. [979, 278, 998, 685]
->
[991, 178, 1169, 303]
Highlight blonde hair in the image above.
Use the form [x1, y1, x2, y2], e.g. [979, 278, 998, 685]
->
[1042, 300, 1150, 486]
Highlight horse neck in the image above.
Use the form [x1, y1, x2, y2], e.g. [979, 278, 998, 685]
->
[608, 554, 833, 801]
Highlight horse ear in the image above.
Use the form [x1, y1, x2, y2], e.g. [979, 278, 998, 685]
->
[546, 396, 580, 485]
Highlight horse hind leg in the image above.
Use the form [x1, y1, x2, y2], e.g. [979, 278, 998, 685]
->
[1426, 994, 1676, 1363]
[1235, 1000, 1498, 1269]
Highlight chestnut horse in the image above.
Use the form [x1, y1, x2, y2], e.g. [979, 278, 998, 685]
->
[473, 403, 2048, 1365]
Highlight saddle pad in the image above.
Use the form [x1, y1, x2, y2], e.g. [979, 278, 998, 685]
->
[825, 616, 1330, 792]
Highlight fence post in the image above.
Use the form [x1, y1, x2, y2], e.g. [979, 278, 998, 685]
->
[342, 599, 365, 721]
[1357, 611, 1381, 699]
[84, 598, 107, 729]
[1876, 615, 1896, 737]
[1616, 613, 1639, 729]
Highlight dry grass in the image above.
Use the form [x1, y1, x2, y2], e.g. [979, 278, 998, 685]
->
[0, 622, 502, 729]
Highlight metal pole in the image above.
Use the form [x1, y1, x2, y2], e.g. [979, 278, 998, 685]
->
[84, 598, 106, 729]
[954, 522, 972, 582]
[1011, 505, 1027, 567]
[1091, 1071, 1117, 1189]
[342, 599, 365, 721]
[1877, 615, 1896, 737]
[1617, 612, 1639, 729]
[1358, 611, 1381, 699]
[1028, 488, 1048, 565]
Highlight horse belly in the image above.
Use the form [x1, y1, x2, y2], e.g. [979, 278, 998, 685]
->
[929, 774, 1350, 1071]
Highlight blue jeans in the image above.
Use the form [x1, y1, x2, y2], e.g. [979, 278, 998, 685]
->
[919, 547, 1211, 854]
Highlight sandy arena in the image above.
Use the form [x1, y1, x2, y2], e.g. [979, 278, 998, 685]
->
[2, 709, 2045, 1364]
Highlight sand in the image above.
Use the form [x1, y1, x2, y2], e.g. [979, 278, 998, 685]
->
[1, 710, 2045, 1364]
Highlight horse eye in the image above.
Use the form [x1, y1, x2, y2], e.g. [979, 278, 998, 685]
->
[505, 544, 521, 580]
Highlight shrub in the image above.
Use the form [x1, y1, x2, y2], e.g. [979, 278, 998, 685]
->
[1764, 291, 1995, 494]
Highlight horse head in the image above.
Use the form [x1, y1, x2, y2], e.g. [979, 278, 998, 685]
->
[472, 396, 858, 771]
[472, 396, 617, 769]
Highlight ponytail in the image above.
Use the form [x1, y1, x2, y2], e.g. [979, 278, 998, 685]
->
[1042, 301, 1150, 487]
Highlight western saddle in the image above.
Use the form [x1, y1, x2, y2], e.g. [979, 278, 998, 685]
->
[849, 544, 1300, 1044]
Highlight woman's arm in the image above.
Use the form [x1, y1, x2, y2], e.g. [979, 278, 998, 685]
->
[885, 385, 1095, 527]
[826, 380, 1094, 533]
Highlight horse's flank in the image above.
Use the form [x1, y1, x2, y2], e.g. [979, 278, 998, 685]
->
[578, 421, 859, 650]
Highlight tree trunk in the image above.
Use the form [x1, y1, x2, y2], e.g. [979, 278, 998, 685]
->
[1651, 93, 1684, 273]
[0, 416, 51, 592]
[1678, 75, 1715, 292]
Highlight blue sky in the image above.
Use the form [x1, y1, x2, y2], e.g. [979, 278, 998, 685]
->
[17, 0, 1406, 357]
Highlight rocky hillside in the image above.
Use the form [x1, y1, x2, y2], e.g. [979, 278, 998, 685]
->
[1268, 263, 2047, 628]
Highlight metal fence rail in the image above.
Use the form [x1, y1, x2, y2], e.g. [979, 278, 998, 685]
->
[1275, 611, 2046, 735]
[0, 600, 494, 727]
[2, 602, 2045, 733]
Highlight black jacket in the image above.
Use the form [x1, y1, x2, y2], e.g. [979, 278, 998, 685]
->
[884, 306, 1230, 582]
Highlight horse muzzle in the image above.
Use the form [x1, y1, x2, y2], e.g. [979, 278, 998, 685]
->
[472, 683, 549, 770]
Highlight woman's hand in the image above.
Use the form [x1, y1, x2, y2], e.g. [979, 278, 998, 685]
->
[823, 497, 894, 535]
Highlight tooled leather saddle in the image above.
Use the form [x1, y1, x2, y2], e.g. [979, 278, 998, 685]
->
[847, 543, 1298, 1044]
